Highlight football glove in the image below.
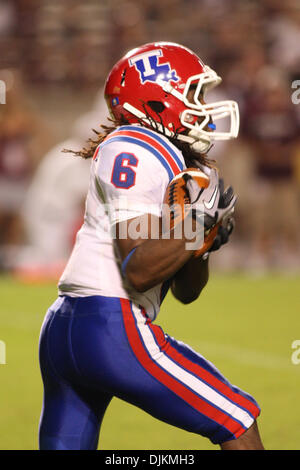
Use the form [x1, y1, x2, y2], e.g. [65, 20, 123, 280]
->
[184, 168, 237, 230]
[183, 169, 237, 258]
[209, 216, 235, 253]
[162, 167, 237, 258]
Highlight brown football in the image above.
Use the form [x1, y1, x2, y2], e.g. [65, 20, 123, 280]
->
[162, 167, 219, 257]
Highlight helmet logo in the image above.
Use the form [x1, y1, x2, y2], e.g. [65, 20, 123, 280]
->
[129, 49, 179, 85]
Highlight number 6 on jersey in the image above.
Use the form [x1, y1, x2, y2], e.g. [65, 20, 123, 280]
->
[111, 152, 138, 189]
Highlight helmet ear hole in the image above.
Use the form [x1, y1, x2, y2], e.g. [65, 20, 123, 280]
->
[147, 101, 166, 114]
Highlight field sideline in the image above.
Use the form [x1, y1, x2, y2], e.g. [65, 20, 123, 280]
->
[0, 273, 299, 450]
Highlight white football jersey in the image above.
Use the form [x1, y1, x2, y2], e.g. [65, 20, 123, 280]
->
[58, 124, 186, 320]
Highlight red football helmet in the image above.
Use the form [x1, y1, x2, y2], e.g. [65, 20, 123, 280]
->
[104, 42, 239, 154]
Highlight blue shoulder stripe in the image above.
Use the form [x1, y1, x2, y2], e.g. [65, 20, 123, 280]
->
[119, 125, 184, 171]
[101, 135, 175, 181]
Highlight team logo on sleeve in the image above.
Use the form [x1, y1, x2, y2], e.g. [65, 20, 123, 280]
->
[129, 49, 179, 85]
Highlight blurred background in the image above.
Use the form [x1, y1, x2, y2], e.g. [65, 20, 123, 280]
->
[0, 0, 299, 278]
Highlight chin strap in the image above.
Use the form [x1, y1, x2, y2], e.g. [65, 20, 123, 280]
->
[189, 139, 211, 154]
[175, 129, 212, 154]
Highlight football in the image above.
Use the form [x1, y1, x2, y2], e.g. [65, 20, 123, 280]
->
[163, 168, 219, 257]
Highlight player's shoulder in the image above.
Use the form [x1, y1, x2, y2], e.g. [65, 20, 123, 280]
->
[98, 124, 185, 180]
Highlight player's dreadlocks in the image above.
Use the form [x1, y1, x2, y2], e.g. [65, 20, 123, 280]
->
[62, 118, 122, 160]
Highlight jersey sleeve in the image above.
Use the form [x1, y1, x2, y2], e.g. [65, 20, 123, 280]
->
[94, 131, 185, 225]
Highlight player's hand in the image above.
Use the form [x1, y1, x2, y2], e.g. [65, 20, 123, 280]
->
[162, 167, 237, 258]
[209, 216, 235, 252]
[184, 169, 237, 258]
[184, 169, 237, 230]
[216, 177, 237, 224]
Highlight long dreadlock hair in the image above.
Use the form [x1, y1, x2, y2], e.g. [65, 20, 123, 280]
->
[62, 118, 123, 160]
[64, 103, 215, 169]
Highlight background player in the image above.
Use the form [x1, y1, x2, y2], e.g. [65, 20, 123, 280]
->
[38, 42, 264, 450]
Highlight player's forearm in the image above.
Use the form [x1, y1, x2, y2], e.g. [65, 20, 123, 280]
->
[171, 256, 209, 304]
[125, 237, 194, 292]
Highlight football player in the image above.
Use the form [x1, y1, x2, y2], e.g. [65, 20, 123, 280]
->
[38, 42, 264, 450]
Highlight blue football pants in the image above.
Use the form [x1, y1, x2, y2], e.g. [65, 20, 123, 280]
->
[38, 295, 260, 449]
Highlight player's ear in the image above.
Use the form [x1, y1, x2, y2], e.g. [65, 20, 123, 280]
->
[146, 101, 166, 114]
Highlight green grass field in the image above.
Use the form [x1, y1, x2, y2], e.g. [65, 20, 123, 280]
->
[0, 273, 299, 450]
